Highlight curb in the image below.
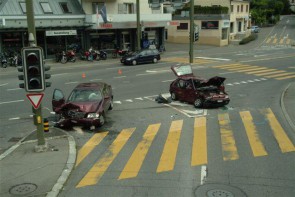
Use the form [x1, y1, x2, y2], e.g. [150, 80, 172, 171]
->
[280, 83, 295, 132]
[47, 129, 76, 197]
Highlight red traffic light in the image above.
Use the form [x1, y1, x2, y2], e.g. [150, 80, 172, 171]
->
[27, 53, 39, 64]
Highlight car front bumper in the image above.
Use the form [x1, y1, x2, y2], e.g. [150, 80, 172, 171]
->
[204, 98, 230, 106]
[56, 117, 102, 128]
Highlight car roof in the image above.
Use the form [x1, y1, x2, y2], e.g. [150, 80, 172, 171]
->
[75, 82, 105, 89]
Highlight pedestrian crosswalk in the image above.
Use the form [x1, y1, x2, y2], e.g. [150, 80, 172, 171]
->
[213, 63, 295, 80]
[74, 108, 295, 188]
[162, 57, 215, 64]
[263, 35, 293, 47]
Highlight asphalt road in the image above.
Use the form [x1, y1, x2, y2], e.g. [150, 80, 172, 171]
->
[0, 15, 294, 197]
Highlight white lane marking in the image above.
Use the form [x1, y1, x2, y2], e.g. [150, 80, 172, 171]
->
[254, 79, 261, 81]
[65, 81, 79, 85]
[90, 79, 102, 81]
[254, 54, 268, 57]
[0, 100, 24, 105]
[9, 117, 20, 120]
[219, 71, 237, 75]
[241, 81, 247, 83]
[226, 83, 233, 86]
[162, 79, 174, 82]
[0, 83, 8, 87]
[125, 99, 133, 102]
[135, 97, 144, 100]
[247, 80, 255, 82]
[195, 57, 231, 61]
[114, 76, 126, 79]
[260, 78, 267, 80]
[233, 82, 240, 85]
[7, 88, 22, 91]
[52, 73, 69, 76]
[201, 165, 207, 185]
[114, 101, 122, 104]
[146, 70, 157, 73]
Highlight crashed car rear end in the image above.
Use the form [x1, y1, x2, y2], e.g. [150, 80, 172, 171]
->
[169, 64, 230, 108]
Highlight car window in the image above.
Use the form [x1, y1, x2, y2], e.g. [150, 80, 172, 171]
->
[177, 80, 185, 88]
[152, 49, 159, 54]
[68, 89, 102, 102]
[146, 50, 152, 55]
[140, 51, 147, 56]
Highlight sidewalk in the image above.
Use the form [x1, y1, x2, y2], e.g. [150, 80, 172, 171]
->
[0, 128, 76, 197]
[0, 84, 294, 197]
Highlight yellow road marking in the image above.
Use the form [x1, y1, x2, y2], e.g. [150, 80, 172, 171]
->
[261, 108, 295, 153]
[265, 72, 294, 78]
[276, 75, 295, 80]
[75, 132, 108, 167]
[218, 113, 239, 161]
[246, 69, 276, 74]
[240, 111, 267, 157]
[286, 39, 291, 45]
[255, 70, 285, 76]
[231, 67, 268, 72]
[191, 117, 207, 166]
[266, 38, 272, 44]
[157, 120, 183, 173]
[76, 128, 135, 188]
[213, 64, 244, 68]
[279, 39, 284, 44]
[273, 38, 277, 44]
[118, 124, 161, 180]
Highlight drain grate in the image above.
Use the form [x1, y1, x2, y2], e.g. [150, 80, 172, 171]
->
[207, 189, 234, 197]
[195, 183, 247, 197]
[9, 183, 37, 195]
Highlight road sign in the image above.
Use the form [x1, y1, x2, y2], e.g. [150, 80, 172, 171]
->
[26, 93, 44, 109]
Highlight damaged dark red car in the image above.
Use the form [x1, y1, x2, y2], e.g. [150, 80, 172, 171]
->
[169, 64, 230, 108]
[52, 82, 113, 130]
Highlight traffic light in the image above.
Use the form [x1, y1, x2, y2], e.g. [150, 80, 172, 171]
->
[44, 64, 51, 88]
[22, 47, 45, 92]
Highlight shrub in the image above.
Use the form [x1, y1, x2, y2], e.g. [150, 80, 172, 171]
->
[239, 34, 258, 45]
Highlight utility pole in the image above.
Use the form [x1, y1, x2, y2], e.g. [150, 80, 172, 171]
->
[189, 0, 194, 63]
[25, 0, 46, 150]
[136, 0, 141, 51]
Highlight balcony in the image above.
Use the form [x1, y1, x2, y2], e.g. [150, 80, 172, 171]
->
[85, 13, 172, 29]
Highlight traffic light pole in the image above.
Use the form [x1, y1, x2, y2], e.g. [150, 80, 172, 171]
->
[136, 0, 141, 51]
[25, 0, 46, 150]
[189, 0, 194, 64]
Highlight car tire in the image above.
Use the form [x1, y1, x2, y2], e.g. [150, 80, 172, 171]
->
[153, 58, 157, 63]
[171, 92, 177, 101]
[194, 98, 203, 108]
[108, 98, 113, 110]
[99, 112, 106, 126]
[132, 60, 137, 66]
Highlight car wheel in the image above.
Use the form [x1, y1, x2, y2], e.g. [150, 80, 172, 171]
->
[132, 60, 137, 66]
[108, 98, 113, 110]
[99, 112, 106, 126]
[171, 92, 177, 101]
[153, 58, 158, 63]
[194, 98, 203, 108]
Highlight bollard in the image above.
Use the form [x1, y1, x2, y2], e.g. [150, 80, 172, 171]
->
[44, 118, 49, 132]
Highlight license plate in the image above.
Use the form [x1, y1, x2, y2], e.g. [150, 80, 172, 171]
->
[217, 100, 223, 103]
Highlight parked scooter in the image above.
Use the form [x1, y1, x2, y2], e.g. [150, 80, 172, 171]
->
[55, 50, 67, 63]
[112, 47, 130, 58]
[97, 50, 107, 60]
[66, 49, 76, 62]
[0, 52, 8, 68]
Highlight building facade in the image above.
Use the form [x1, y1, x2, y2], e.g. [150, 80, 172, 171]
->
[166, 0, 251, 46]
[0, 0, 171, 58]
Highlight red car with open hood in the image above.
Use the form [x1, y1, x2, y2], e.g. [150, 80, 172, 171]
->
[169, 64, 230, 108]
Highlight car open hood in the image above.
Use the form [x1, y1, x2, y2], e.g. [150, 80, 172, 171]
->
[202, 76, 226, 86]
[171, 64, 194, 77]
[61, 102, 100, 113]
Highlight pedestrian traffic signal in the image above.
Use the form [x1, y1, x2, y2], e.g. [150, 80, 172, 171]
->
[22, 47, 45, 92]
[44, 64, 51, 88]
[194, 25, 199, 42]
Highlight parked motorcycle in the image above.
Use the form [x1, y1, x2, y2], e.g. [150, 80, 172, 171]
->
[0, 52, 8, 68]
[97, 50, 107, 60]
[112, 48, 130, 58]
[55, 50, 67, 63]
[66, 49, 76, 62]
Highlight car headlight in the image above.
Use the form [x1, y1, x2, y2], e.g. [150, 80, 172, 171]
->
[126, 58, 131, 61]
[225, 95, 229, 99]
[87, 113, 100, 118]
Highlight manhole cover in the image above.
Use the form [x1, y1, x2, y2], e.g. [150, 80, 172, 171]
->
[195, 184, 247, 197]
[9, 183, 37, 195]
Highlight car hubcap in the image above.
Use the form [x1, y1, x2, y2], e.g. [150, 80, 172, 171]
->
[171, 93, 176, 100]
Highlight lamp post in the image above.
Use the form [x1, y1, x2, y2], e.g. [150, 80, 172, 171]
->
[189, 0, 194, 63]
[136, 0, 141, 51]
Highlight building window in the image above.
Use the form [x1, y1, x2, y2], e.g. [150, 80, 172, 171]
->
[177, 23, 188, 30]
[230, 22, 234, 33]
[40, 2, 53, 14]
[222, 28, 228, 40]
[246, 5, 249, 12]
[60, 2, 71, 13]
[118, 3, 135, 14]
[231, 5, 233, 13]
[19, 2, 26, 13]
[241, 5, 243, 12]
[237, 5, 239, 12]
[92, 3, 104, 14]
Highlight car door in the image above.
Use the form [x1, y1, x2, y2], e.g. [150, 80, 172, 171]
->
[174, 79, 187, 101]
[101, 85, 111, 112]
[137, 51, 147, 64]
[182, 79, 196, 103]
[52, 89, 66, 112]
